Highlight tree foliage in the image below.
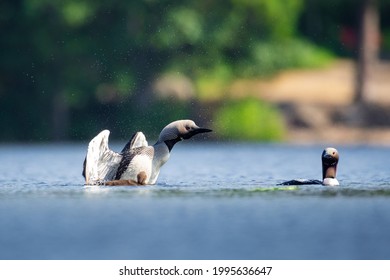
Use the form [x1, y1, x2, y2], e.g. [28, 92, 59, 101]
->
[1, 0, 388, 141]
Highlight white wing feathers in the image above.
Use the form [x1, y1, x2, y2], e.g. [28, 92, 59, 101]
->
[84, 130, 148, 185]
[130, 132, 148, 149]
[120, 131, 148, 153]
[84, 130, 121, 185]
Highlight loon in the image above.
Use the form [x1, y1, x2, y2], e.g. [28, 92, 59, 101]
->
[82, 120, 212, 186]
[278, 147, 340, 186]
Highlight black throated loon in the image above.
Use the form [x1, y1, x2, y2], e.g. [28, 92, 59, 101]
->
[278, 147, 340, 186]
[82, 120, 212, 186]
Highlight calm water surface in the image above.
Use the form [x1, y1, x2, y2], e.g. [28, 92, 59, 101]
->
[0, 142, 390, 259]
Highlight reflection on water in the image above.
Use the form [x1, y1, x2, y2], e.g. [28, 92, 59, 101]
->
[0, 143, 390, 259]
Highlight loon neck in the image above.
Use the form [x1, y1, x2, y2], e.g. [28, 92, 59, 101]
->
[323, 165, 337, 180]
[162, 137, 182, 152]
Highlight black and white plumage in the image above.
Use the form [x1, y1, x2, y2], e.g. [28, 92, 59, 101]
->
[278, 147, 340, 186]
[82, 120, 212, 186]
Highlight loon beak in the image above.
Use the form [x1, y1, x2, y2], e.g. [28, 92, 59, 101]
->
[182, 127, 212, 139]
[323, 154, 333, 160]
[322, 154, 336, 164]
[195, 128, 212, 134]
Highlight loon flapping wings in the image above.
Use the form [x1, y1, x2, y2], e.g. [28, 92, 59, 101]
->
[82, 120, 212, 186]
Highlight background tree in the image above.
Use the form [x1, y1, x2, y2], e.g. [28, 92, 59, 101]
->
[355, 0, 380, 104]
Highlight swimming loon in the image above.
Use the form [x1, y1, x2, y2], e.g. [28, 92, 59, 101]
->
[278, 147, 340, 186]
[82, 120, 212, 186]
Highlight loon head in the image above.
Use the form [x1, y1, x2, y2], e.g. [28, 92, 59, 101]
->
[321, 147, 339, 186]
[157, 120, 212, 151]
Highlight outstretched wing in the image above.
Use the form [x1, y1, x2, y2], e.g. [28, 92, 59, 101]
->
[120, 132, 148, 153]
[83, 130, 122, 185]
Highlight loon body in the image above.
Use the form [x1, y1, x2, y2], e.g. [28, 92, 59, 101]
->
[82, 120, 211, 186]
[278, 147, 340, 186]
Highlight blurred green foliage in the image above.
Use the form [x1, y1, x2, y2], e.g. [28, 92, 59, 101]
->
[239, 38, 333, 77]
[214, 98, 286, 141]
[0, 0, 389, 141]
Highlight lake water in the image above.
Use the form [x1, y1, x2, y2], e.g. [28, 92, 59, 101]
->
[0, 142, 390, 260]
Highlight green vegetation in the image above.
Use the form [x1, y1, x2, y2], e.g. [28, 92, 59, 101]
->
[195, 64, 233, 102]
[1, 0, 389, 141]
[242, 39, 334, 77]
[195, 39, 333, 102]
[213, 98, 286, 141]
[383, 29, 390, 54]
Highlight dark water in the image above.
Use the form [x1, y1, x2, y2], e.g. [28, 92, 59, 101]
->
[0, 143, 390, 260]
